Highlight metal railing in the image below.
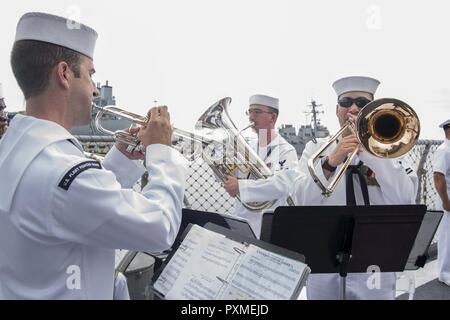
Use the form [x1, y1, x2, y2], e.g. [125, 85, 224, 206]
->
[76, 136, 444, 214]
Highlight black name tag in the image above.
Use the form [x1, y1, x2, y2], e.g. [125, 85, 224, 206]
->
[58, 161, 102, 191]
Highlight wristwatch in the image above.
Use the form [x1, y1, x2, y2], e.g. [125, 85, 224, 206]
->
[321, 156, 337, 172]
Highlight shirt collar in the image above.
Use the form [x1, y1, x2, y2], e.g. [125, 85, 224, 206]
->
[0, 115, 80, 212]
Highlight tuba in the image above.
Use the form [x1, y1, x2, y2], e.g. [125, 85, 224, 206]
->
[308, 98, 420, 196]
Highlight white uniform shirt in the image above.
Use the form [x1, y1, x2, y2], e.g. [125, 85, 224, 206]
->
[432, 139, 450, 284]
[0, 115, 187, 299]
[293, 138, 418, 300]
[294, 138, 418, 206]
[233, 134, 300, 238]
[433, 139, 450, 210]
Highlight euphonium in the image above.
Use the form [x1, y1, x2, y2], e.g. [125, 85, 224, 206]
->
[195, 97, 294, 211]
[308, 98, 420, 196]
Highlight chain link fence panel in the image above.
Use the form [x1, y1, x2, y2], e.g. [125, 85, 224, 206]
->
[76, 137, 444, 214]
[403, 140, 444, 211]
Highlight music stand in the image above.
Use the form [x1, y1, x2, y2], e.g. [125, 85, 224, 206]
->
[405, 210, 443, 270]
[260, 205, 427, 299]
[177, 208, 257, 245]
[117, 209, 256, 300]
[151, 223, 310, 300]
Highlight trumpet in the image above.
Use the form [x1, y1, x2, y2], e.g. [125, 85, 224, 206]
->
[308, 98, 420, 196]
[92, 103, 208, 159]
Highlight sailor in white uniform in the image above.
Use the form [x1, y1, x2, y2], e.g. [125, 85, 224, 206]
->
[293, 76, 418, 299]
[223, 94, 300, 238]
[0, 12, 187, 299]
[433, 119, 450, 286]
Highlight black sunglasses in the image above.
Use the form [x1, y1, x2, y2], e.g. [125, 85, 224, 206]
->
[338, 97, 372, 108]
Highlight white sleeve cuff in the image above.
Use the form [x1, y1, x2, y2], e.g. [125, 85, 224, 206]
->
[103, 146, 146, 188]
[145, 144, 189, 170]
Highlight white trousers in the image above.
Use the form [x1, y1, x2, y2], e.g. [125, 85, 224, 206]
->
[306, 272, 396, 300]
[438, 210, 450, 282]
[114, 272, 130, 300]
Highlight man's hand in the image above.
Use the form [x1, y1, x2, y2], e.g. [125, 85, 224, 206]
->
[115, 127, 145, 160]
[327, 133, 361, 167]
[223, 174, 240, 197]
[138, 106, 172, 147]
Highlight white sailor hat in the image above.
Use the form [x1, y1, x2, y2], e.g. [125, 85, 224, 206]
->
[332, 76, 380, 97]
[249, 94, 279, 110]
[15, 12, 98, 59]
[439, 119, 450, 129]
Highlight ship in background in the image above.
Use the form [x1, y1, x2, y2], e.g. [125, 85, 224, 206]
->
[68, 81, 330, 150]
[7, 81, 131, 136]
[279, 99, 330, 157]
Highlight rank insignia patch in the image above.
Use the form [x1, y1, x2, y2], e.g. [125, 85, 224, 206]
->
[58, 161, 102, 191]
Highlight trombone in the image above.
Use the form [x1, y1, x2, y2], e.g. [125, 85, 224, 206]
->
[307, 98, 420, 196]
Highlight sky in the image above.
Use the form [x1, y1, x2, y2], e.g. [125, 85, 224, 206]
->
[1, 0, 449, 140]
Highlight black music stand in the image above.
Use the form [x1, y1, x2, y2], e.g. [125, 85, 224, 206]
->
[118, 209, 256, 300]
[177, 208, 257, 244]
[260, 205, 427, 299]
[152, 223, 309, 300]
[405, 210, 443, 270]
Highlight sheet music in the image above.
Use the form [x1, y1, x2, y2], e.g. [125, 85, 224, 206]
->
[154, 224, 245, 299]
[221, 246, 305, 299]
[114, 249, 128, 269]
[154, 224, 308, 300]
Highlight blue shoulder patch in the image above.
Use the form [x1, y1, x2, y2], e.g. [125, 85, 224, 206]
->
[58, 160, 102, 191]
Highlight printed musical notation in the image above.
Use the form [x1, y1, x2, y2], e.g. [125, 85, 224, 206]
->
[153, 224, 309, 300]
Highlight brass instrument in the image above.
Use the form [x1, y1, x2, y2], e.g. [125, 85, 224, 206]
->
[93, 104, 205, 159]
[195, 97, 294, 210]
[308, 98, 420, 196]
